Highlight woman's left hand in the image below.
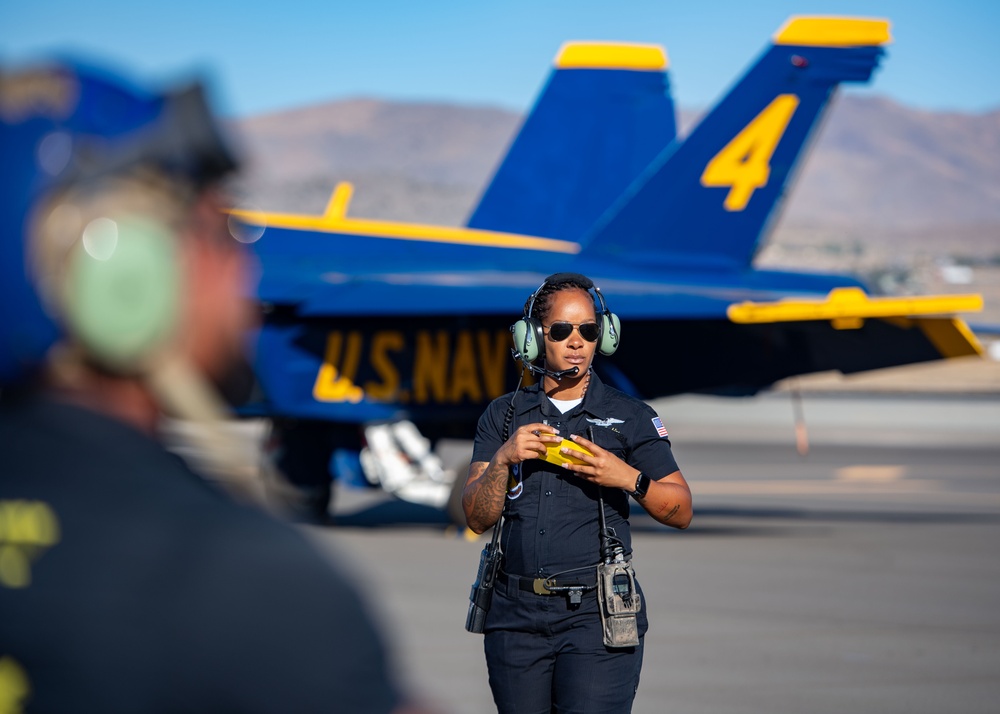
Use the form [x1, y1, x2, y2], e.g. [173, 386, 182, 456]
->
[557, 433, 638, 492]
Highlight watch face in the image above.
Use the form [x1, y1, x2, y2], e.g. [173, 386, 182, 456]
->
[633, 473, 650, 497]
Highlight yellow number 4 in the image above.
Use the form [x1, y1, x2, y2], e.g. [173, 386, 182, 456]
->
[701, 94, 800, 211]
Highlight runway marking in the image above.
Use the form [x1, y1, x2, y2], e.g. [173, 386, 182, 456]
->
[835, 465, 907, 481]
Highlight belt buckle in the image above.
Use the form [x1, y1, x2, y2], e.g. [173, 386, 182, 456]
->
[532, 578, 553, 595]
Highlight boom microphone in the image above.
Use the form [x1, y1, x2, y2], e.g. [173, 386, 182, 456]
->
[509, 348, 580, 381]
[529, 365, 579, 381]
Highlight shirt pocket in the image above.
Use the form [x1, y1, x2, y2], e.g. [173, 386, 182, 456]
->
[558, 472, 601, 514]
[562, 426, 629, 514]
[587, 426, 629, 461]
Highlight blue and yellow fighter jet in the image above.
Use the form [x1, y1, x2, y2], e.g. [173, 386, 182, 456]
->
[229, 16, 983, 521]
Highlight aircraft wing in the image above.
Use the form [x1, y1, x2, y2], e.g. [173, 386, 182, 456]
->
[247, 263, 981, 422]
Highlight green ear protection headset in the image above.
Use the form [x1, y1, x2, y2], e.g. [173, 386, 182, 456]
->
[34, 176, 186, 374]
[510, 272, 621, 366]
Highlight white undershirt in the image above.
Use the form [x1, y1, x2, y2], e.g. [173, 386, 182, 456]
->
[548, 396, 583, 414]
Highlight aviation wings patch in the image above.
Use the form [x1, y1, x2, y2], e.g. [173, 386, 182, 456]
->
[587, 417, 625, 427]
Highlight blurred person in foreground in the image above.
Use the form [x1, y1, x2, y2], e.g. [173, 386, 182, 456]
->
[0, 59, 427, 713]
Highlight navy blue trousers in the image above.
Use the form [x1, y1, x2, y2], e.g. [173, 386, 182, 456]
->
[484, 576, 644, 714]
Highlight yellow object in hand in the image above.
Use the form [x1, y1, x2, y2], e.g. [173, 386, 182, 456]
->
[541, 438, 593, 467]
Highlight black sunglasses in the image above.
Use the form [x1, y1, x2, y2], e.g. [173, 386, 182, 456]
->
[544, 321, 600, 342]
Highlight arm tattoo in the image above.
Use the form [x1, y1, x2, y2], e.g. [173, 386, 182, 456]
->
[464, 460, 509, 530]
[657, 504, 680, 522]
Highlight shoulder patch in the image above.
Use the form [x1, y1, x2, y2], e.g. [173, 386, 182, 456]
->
[651, 416, 669, 438]
[507, 464, 524, 499]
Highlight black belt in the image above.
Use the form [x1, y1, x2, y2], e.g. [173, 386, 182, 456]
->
[501, 569, 597, 596]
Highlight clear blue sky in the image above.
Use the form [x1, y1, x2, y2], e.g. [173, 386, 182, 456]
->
[3, 0, 998, 118]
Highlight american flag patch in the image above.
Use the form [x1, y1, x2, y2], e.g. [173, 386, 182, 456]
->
[651, 417, 669, 438]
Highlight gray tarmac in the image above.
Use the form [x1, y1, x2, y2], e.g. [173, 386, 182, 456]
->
[302, 393, 1000, 714]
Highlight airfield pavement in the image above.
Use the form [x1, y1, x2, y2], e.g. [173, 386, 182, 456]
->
[300, 387, 1000, 714]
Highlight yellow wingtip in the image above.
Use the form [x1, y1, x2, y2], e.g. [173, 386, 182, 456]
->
[727, 288, 983, 325]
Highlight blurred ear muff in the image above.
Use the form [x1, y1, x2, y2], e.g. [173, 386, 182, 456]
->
[65, 214, 180, 370]
[32, 175, 186, 373]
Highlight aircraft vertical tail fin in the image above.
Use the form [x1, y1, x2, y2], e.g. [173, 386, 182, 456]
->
[580, 16, 891, 270]
[466, 42, 676, 243]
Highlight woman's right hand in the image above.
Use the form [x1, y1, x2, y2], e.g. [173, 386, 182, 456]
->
[464, 423, 563, 533]
[496, 423, 562, 467]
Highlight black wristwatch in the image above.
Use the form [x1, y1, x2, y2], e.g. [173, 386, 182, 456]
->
[629, 472, 651, 499]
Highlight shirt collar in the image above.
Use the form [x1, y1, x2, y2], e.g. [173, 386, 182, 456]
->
[513, 369, 607, 419]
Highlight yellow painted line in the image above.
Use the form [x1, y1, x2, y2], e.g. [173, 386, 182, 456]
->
[231, 212, 580, 252]
[691, 479, 941, 496]
[727, 287, 983, 325]
[555, 41, 668, 71]
[690, 481, 1000, 509]
[228, 182, 581, 254]
[773, 16, 892, 47]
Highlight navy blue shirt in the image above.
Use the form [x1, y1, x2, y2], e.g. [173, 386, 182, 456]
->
[0, 395, 402, 714]
[471, 372, 678, 580]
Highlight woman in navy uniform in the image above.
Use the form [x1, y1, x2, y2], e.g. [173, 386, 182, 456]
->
[463, 273, 692, 713]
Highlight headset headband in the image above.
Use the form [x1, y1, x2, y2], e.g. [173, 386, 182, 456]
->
[525, 272, 594, 318]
